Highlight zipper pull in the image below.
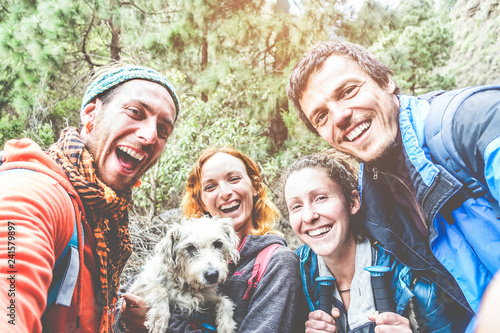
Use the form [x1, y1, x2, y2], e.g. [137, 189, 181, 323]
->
[372, 167, 378, 180]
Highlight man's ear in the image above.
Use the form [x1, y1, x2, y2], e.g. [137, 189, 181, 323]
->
[80, 99, 102, 127]
[385, 77, 396, 94]
[350, 190, 361, 215]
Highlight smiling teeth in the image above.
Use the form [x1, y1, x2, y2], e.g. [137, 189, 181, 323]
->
[118, 146, 145, 161]
[308, 226, 332, 237]
[346, 121, 370, 142]
[221, 201, 239, 210]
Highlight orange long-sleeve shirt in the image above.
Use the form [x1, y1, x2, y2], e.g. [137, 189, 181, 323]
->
[0, 139, 100, 332]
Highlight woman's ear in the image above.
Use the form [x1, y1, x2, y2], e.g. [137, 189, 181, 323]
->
[252, 176, 259, 197]
[350, 190, 361, 215]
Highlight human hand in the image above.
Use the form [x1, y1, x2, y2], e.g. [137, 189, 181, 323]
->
[368, 311, 411, 333]
[120, 293, 149, 333]
[305, 308, 340, 333]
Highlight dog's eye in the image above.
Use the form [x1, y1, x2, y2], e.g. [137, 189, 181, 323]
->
[213, 240, 223, 249]
[186, 244, 197, 255]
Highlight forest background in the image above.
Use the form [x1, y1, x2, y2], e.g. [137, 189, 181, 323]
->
[1, 0, 499, 278]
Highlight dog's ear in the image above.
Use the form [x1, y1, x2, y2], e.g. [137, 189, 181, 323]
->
[162, 223, 182, 266]
[219, 217, 240, 264]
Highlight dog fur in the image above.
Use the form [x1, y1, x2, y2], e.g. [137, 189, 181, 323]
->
[128, 216, 240, 333]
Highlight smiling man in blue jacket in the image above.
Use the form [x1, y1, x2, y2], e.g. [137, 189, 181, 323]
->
[287, 40, 500, 329]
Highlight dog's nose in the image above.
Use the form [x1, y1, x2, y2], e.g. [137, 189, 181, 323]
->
[204, 269, 219, 284]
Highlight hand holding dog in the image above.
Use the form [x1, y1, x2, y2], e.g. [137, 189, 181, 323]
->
[305, 307, 340, 332]
[121, 293, 149, 333]
[368, 311, 411, 332]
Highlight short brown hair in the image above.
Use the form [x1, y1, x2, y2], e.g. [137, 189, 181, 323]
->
[287, 41, 399, 134]
[182, 147, 281, 236]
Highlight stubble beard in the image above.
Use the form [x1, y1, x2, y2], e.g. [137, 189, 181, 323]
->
[360, 96, 401, 165]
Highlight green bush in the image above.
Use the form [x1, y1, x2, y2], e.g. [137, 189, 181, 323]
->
[0, 113, 25, 148]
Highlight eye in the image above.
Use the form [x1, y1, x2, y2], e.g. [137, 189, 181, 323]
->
[316, 111, 328, 126]
[341, 85, 360, 99]
[203, 183, 216, 192]
[289, 203, 302, 212]
[126, 107, 142, 119]
[315, 195, 327, 202]
[213, 240, 223, 249]
[157, 124, 171, 140]
[186, 244, 197, 255]
[229, 176, 241, 183]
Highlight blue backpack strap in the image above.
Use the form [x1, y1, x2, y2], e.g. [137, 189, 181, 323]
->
[423, 85, 500, 218]
[47, 215, 82, 307]
[0, 163, 81, 307]
[243, 243, 281, 300]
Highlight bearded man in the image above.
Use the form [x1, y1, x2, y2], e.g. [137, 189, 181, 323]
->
[0, 64, 180, 333]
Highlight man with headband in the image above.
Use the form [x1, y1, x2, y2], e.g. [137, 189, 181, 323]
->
[0, 63, 181, 333]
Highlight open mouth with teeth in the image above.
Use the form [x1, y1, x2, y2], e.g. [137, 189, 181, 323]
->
[116, 145, 146, 171]
[307, 226, 332, 238]
[220, 201, 241, 214]
[345, 120, 371, 142]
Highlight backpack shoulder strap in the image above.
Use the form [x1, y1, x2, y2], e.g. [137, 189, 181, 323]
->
[423, 85, 500, 217]
[46, 215, 82, 307]
[243, 243, 281, 300]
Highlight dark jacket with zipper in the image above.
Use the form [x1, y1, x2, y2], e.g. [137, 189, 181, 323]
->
[357, 93, 500, 320]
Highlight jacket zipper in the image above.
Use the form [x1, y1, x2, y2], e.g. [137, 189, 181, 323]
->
[372, 167, 473, 312]
[372, 167, 427, 229]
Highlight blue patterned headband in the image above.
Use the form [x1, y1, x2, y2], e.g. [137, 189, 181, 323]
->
[81, 66, 181, 120]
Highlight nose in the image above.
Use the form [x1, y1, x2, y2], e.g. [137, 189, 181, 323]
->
[331, 105, 353, 128]
[219, 182, 233, 201]
[137, 119, 158, 144]
[204, 269, 219, 285]
[302, 205, 319, 224]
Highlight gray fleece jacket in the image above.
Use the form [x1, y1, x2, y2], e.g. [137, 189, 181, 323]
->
[222, 234, 305, 333]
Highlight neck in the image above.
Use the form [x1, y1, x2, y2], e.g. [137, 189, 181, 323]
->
[371, 132, 403, 172]
[322, 234, 356, 288]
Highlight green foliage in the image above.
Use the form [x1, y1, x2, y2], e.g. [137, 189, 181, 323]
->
[369, 0, 455, 94]
[37, 123, 55, 148]
[0, 113, 25, 148]
[340, 0, 398, 47]
[446, 0, 500, 86]
[2, 0, 499, 214]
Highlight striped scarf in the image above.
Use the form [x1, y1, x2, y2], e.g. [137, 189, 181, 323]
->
[48, 127, 133, 333]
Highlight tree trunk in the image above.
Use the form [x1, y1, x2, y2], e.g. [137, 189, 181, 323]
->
[108, 0, 121, 61]
[268, 0, 290, 150]
[269, 99, 289, 152]
[109, 22, 121, 61]
[201, 35, 208, 102]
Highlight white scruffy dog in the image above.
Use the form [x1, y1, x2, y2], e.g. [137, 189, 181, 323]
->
[128, 216, 240, 333]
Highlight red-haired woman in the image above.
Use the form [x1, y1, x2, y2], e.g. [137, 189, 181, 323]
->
[117, 147, 304, 333]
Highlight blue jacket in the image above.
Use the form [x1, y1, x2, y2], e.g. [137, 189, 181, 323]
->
[358, 93, 500, 316]
[295, 243, 468, 332]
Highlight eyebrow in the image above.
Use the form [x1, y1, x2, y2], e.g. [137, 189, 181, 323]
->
[201, 171, 242, 185]
[135, 100, 175, 126]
